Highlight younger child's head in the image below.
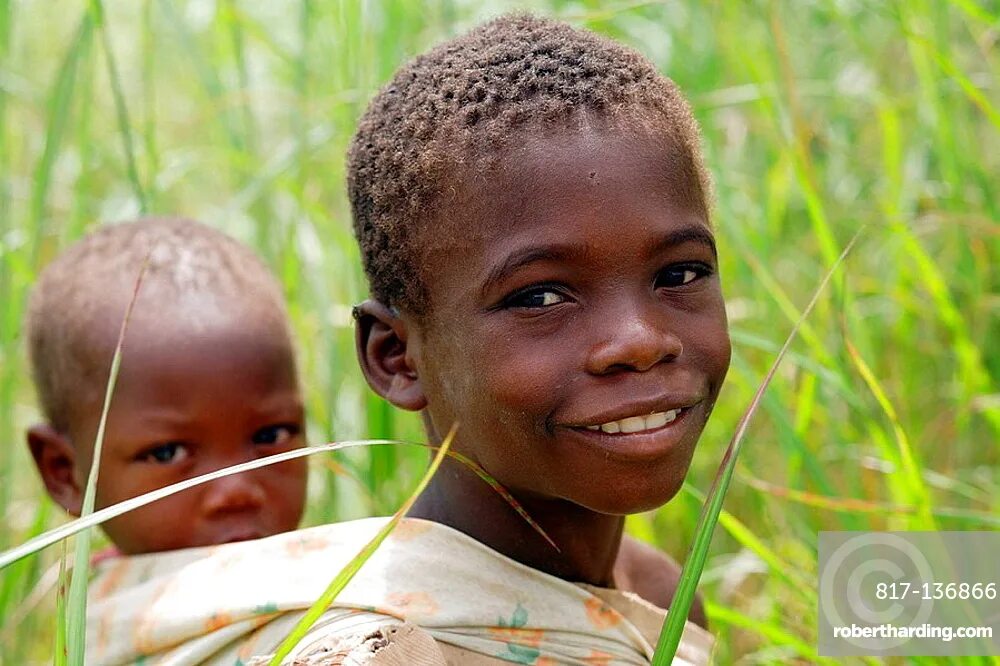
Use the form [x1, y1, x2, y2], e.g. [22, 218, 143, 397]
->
[26, 217, 307, 554]
[350, 16, 730, 515]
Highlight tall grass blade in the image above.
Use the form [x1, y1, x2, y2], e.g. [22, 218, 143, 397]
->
[945, 0, 999, 24]
[0, 437, 553, 571]
[53, 540, 68, 666]
[743, 476, 1000, 527]
[445, 448, 559, 551]
[0, 0, 12, 237]
[0, 502, 50, 643]
[704, 600, 848, 666]
[90, 0, 147, 213]
[156, 0, 244, 152]
[651, 229, 862, 665]
[65, 258, 148, 666]
[843, 337, 936, 527]
[27, 12, 93, 268]
[141, 0, 158, 198]
[0, 440, 391, 571]
[267, 423, 458, 665]
[907, 30, 1000, 131]
[1, 559, 61, 645]
[680, 483, 812, 597]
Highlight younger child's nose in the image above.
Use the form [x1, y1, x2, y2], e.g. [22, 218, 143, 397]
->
[201, 472, 266, 517]
[585, 303, 682, 375]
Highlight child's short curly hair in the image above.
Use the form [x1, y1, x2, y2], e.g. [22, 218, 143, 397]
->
[347, 13, 710, 315]
[27, 217, 291, 433]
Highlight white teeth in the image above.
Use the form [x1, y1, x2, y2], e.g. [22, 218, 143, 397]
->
[619, 416, 646, 433]
[586, 409, 680, 434]
[646, 411, 668, 429]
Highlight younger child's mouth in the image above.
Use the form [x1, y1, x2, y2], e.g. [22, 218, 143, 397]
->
[581, 407, 685, 435]
[214, 530, 264, 545]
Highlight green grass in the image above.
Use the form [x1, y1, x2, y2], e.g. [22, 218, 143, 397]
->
[0, 0, 997, 663]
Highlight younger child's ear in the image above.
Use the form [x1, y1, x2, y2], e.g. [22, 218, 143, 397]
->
[27, 424, 83, 516]
[354, 299, 428, 412]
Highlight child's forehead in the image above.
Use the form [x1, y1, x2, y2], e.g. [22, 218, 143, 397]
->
[133, 301, 294, 355]
[89, 314, 297, 409]
[68, 292, 296, 389]
[510, 126, 695, 188]
[432, 125, 706, 237]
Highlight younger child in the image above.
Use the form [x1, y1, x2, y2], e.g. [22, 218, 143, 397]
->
[26, 217, 307, 555]
[84, 15, 727, 665]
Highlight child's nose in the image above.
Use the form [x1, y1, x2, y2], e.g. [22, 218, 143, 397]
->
[585, 300, 682, 375]
[201, 472, 266, 516]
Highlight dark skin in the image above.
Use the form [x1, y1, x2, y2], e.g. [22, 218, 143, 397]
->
[28, 305, 307, 554]
[356, 126, 730, 627]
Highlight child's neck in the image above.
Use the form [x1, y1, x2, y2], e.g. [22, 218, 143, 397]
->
[410, 459, 626, 588]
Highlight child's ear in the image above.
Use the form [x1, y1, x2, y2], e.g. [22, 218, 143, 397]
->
[354, 299, 428, 412]
[26, 424, 83, 516]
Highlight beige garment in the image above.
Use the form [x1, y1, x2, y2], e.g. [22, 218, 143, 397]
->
[88, 517, 713, 665]
[247, 623, 447, 665]
[276, 588, 713, 666]
[406, 587, 712, 666]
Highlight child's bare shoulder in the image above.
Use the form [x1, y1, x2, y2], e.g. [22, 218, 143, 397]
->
[615, 536, 708, 629]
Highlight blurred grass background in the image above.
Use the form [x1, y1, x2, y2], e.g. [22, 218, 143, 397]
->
[0, 0, 997, 663]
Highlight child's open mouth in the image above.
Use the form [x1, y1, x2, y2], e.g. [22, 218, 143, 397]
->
[582, 408, 682, 434]
[564, 404, 699, 462]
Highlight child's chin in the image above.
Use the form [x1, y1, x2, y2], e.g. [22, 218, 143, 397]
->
[576, 479, 687, 516]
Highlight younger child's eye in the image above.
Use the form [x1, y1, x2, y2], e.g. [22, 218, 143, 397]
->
[506, 288, 567, 309]
[655, 263, 712, 289]
[138, 442, 190, 464]
[252, 424, 299, 447]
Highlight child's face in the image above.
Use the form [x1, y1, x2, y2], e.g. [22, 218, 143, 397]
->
[60, 316, 307, 554]
[408, 127, 730, 514]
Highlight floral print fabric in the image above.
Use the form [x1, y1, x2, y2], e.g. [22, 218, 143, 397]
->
[87, 517, 713, 665]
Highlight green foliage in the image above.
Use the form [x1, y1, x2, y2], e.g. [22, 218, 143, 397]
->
[0, 1, 996, 662]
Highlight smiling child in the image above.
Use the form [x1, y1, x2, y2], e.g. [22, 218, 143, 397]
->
[83, 15, 728, 665]
[26, 217, 307, 554]
[350, 11, 729, 660]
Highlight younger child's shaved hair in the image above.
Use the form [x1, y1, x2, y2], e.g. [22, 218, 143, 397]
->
[348, 13, 710, 315]
[27, 217, 291, 433]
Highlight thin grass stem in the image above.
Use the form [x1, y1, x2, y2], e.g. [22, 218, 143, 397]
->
[267, 424, 458, 664]
[90, 0, 147, 213]
[652, 229, 863, 664]
[65, 257, 148, 665]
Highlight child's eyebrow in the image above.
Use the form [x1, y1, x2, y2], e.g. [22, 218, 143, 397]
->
[481, 245, 577, 296]
[481, 226, 717, 295]
[651, 227, 718, 259]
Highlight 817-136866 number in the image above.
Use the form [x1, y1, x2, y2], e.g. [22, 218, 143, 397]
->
[876, 582, 998, 601]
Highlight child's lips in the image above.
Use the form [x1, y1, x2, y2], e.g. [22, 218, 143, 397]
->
[212, 529, 265, 545]
[567, 394, 703, 432]
[562, 404, 700, 462]
[580, 407, 683, 434]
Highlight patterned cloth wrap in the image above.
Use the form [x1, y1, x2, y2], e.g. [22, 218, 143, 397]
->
[87, 517, 714, 665]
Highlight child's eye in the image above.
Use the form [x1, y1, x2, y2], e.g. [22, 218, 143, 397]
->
[252, 424, 300, 447]
[506, 288, 567, 309]
[138, 442, 190, 464]
[655, 263, 712, 289]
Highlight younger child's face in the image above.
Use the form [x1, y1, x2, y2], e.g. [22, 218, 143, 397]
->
[409, 126, 730, 514]
[47, 314, 307, 554]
